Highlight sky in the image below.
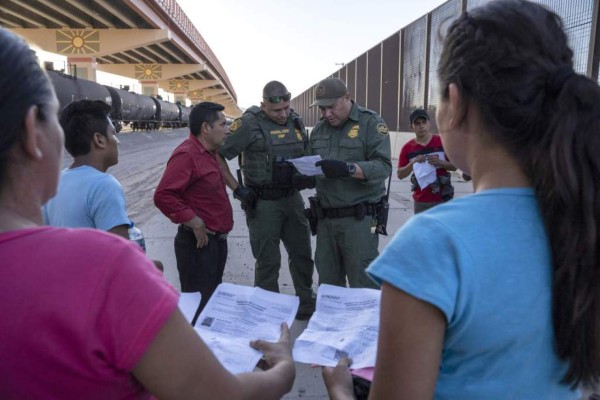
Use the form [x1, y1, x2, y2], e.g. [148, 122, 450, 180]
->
[177, 0, 447, 109]
[35, 0, 447, 108]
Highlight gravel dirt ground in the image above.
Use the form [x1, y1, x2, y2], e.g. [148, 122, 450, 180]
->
[68, 128, 598, 399]
[60, 128, 596, 399]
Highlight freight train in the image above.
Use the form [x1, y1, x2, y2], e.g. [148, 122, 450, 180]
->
[46, 69, 191, 132]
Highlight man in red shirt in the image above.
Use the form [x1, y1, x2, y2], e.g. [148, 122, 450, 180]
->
[397, 109, 456, 213]
[154, 102, 233, 314]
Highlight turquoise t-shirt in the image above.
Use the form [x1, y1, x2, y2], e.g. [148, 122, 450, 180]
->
[44, 166, 130, 231]
[367, 188, 577, 399]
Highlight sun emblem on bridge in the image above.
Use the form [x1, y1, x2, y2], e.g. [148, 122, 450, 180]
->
[169, 79, 189, 92]
[135, 64, 162, 80]
[189, 90, 203, 100]
[56, 30, 100, 54]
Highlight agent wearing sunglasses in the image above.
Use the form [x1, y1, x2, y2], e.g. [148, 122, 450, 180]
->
[218, 81, 316, 321]
[307, 77, 392, 289]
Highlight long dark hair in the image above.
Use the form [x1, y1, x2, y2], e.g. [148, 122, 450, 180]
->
[0, 28, 54, 186]
[438, 0, 600, 388]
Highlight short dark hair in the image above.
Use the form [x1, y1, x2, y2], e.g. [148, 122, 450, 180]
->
[189, 102, 225, 136]
[59, 100, 111, 157]
[263, 81, 288, 98]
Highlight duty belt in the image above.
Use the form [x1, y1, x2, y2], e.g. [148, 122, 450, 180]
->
[248, 185, 295, 201]
[180, 224, 229, 240]
[321, 203, 376, 219]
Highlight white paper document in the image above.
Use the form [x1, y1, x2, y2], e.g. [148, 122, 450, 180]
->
[412, 151, 446, 189]
[178, 292, 201, 323]
[194, 283, 299, 374]
[292, 284, 381, 368]
[288, 155, 323, 176]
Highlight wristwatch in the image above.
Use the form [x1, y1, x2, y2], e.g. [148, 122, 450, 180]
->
[347, 163, 356, 175]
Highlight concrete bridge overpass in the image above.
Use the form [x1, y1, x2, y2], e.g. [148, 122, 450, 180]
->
[0, 0, 240, 116]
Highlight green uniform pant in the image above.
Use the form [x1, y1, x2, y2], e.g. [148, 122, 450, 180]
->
[315, 215, 379, 289]
[246, 191, 315, 309]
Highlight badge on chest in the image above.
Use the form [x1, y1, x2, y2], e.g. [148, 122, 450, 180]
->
[348, 124, 359, 139]
[270, 128, 290, 139]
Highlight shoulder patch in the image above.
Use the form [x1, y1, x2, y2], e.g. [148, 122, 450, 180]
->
[229, 118, 242, 133]
[376, 123, 389, 135]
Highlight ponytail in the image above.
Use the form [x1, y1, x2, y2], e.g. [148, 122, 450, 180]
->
[535, 73, 600, 388]
[438, 0, 600, 387]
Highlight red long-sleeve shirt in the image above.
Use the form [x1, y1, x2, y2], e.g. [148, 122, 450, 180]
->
[154, 134, 233, 233]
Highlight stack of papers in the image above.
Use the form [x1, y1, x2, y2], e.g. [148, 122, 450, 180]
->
[184, 283, 381, 374]
[194, 283, 298, 374]
[293, 284, 380, 369]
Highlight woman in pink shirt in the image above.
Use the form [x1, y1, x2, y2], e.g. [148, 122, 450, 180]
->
[0, 27, 294, 400]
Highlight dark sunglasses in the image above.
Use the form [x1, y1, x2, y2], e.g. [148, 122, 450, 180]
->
[263, 92, 291, 104]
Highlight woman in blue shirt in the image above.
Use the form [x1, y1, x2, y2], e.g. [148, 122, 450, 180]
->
[324, 1, 600, 398]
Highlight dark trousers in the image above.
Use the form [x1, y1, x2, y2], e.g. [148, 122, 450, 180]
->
[174, 225, 228, 315]
[413, 200, 442, 214]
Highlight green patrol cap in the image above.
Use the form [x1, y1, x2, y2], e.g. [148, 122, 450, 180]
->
[311, 78, 348, 107]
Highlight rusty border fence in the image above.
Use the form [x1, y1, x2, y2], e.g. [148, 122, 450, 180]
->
[291, 0, 600, 130]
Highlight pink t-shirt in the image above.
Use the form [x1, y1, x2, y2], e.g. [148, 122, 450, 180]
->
[0, 227, 178, 399]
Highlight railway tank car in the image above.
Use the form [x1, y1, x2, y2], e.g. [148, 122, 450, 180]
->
[151, 97, 180, 129]
[48, 70, 113, 112]
[46, 68, 191, 132]
[177, 103, 191, 127]
[104, 86, 156, 132]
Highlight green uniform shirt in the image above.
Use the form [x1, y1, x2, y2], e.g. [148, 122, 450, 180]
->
[309, 102, 392, 208]
[219, 106, 308, 187]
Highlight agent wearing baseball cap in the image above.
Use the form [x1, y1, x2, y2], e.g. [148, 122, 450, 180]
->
[397, 108, 456, 213]
[306, 77, 392, 289]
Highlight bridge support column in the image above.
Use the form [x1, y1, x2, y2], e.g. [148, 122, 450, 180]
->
[141, 80, 159, 97]
[67, 56, 97, 81]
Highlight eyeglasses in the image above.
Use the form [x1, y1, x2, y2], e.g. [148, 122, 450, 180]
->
[263, 92, 291, 104]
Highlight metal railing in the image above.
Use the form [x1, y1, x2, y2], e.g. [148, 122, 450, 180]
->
[151, 0, 236, 99]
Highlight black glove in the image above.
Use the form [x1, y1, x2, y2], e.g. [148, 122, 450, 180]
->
[291, 174, 316, 190]
[315, 159, 349, 179]
[233, 185, 257, 210]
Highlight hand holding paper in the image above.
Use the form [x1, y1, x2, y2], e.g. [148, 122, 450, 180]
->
[287, 155, 323, 176]
[250, 322, 294, 373]
[293, 284, 380, 369]
[194, 283, 298, 374]
[412, 151, 447, 189]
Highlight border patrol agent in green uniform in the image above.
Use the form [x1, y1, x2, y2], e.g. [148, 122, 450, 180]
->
[217, 81, 316, 319]
[308, 78, 392, 289]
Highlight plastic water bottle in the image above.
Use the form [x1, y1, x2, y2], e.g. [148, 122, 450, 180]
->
[128, 221, 146, 253]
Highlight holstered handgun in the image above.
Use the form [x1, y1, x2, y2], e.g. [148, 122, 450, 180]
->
[375, 172, 393, 236]
[375, 196, 389, 236]
[236, 169, 256, 218]
[304, 196, 321, 236]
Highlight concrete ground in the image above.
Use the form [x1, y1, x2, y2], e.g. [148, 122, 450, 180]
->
[59, 127, 595, 398]
[115, 128, 473, 399]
